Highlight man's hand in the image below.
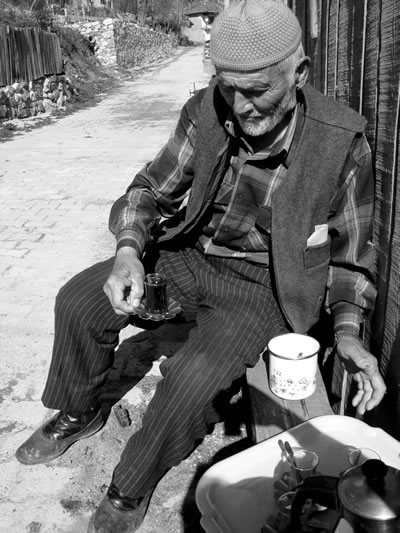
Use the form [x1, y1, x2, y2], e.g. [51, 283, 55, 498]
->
[103, 247, 145, 315]
[336, 336, 386, 416]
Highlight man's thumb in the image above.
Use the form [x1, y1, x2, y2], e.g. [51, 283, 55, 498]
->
[358, 358, 373, 372]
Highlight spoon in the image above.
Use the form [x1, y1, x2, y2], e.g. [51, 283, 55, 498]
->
[278, 439, 286, 455]
[284, 441, 297, 466]
[279, 439, 298, 467]
[285, 441, 303, 486]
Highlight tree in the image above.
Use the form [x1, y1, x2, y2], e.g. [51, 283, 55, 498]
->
[151, 0, 185, 29]
[30, 0, 48, 10]
[114, 0, 137, 14]
[137, 0, 148, 24]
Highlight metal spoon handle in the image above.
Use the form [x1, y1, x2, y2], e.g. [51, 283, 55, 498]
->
[284, 441, 296, 465]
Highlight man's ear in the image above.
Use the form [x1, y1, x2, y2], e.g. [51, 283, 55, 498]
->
[295, 56, 311, 89]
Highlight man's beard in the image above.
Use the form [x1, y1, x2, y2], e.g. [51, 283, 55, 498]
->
[236, 85, 297, 137]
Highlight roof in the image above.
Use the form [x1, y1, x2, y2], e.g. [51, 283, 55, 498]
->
[183, 0, 225, 16]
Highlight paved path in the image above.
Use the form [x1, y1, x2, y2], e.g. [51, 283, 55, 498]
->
[0, 48, 248, 533]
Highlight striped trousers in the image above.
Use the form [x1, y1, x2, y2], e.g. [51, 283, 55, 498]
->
[42, 244, 288, 498]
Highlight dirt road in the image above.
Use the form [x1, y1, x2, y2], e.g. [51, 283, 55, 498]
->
[0, 47, 249, 533]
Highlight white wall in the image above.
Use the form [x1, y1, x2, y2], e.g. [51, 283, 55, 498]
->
[181, 16, 205, 45]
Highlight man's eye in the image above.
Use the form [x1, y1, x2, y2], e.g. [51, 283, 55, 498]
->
[251, 91, 264, 97]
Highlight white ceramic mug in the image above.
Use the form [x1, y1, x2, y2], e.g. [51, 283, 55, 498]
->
[268, 333, 320, 400]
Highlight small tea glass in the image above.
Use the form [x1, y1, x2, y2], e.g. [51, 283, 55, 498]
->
[143, 273, 168, 319]
[288, 448, 319, 489]
[348, 447, 381, 467]
[276, 491, 296, 530]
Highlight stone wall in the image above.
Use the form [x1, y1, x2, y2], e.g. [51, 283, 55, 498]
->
[68, 18, 117, 67]
[0, 75, 78, 121]
[114, 21, 178, 69]
[69, 18, 178, 69]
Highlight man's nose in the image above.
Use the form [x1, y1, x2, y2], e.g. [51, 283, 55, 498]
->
[232, 91, 253, 114]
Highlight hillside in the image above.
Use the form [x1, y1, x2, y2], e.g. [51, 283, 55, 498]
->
[1, 2, 120, 96]
[0, 2, 125, 136]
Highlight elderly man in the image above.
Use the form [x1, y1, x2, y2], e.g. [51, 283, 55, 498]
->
[16, 1, 386, 531]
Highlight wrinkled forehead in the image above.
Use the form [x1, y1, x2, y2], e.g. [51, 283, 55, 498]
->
[216, 65, 280, 88]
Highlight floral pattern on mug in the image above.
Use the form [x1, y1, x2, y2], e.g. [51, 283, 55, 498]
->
[270, 369, 316, 397]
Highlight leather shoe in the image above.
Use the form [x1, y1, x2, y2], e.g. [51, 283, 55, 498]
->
[15, 408, 103, 465]
[87, 483, 152, 533]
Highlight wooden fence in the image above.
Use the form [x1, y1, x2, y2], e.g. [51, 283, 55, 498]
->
[289, 0, 400, 437]
[0, 25, 63, 87]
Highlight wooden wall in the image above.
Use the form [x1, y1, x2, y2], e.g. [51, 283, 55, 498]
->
[289, 0, 400, 437]
[0, 26, 63, 87]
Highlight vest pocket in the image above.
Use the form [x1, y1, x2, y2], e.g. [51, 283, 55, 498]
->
[303, 240, 330, 269]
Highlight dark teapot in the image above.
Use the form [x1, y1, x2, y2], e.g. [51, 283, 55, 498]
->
[290, 459, 400, 532]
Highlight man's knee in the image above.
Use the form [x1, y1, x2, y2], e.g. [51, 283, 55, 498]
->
[54, 269, 100, 323]
[55, 259, 113, 317]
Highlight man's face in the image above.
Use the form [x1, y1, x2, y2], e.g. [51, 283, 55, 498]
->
[216, 64, 297, 137]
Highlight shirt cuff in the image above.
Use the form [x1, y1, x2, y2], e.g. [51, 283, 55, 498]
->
[116, 229, 145, 255]
[331, 301, 363, 336]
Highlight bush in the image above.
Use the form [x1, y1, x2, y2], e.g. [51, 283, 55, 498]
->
[0, 4, 36, 27]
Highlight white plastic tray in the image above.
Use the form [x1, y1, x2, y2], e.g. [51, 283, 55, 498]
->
[195, 415, 400, 533]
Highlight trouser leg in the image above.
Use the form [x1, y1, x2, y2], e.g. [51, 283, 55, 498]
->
[112, 248, 288, 497]
[40, 246, 200, 412]
[41, 257, 130, 411]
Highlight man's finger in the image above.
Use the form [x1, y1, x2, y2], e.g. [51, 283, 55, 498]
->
[128, 277, 144, 306]
[365, 375, 387, 410]
[113, 301, 135, 315]
[357, 358, 378, 375]
[127, 291, 142, 308]
[351, 388, 364, 407]
[104, 278, 134, 315]
[109, 287, 135, 315]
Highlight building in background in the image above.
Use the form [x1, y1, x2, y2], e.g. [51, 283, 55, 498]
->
[183, 0, 228, 74]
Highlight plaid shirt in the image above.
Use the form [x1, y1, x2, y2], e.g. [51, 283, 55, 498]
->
[198, 107, 298, 263]
[115, 101, 376, 334]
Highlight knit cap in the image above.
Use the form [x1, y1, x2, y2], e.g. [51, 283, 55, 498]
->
[210, 0, 302, 71]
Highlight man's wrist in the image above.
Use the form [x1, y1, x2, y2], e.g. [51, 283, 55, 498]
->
[334, 329, 361, 345]
[116, 245, 140, 257]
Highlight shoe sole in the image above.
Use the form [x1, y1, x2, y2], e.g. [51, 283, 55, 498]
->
[16, 411, 104, 465]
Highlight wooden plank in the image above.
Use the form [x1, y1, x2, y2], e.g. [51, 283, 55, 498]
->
[309, 0, 328, 93]
[326, 0, 338, 97]
[367, 0, 400, 438]
[371, 1, 400, 371]
[245, 355, 333, 443]
[335, 0, 353, 107]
